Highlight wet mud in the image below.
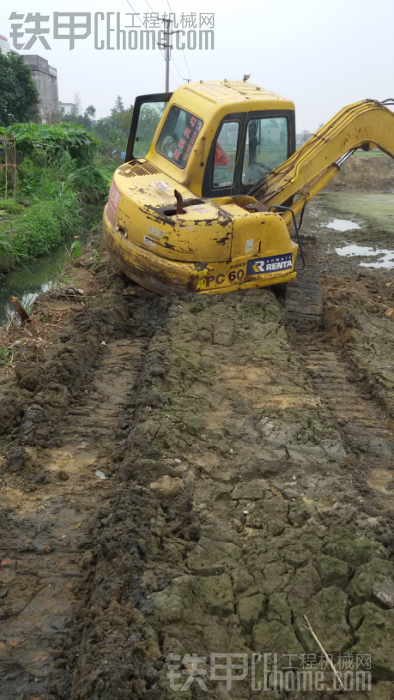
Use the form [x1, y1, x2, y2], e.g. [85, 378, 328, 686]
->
[1, 161, 394, 699]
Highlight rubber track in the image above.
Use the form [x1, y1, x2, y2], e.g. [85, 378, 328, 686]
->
[285, 236, 323, 330]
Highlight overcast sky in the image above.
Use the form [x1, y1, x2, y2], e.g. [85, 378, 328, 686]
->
[1, 0, 393, 132]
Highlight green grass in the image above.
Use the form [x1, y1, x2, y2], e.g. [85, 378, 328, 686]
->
[353, 148, 390, 158]
[0, 346, 14, 370]
[0, 199, 24, 215]
[0, 150, 111, 271]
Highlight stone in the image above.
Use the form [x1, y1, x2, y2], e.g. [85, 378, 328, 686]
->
[58, 470, 70, 481]
[349, 571, 375, 605]
[287, 444, 327, 466]
[231, 479, 267, 501]
[232, 568, 255, 595]
[149, 475, 183, 498]
[213, 323, 234, 347]
[349, 559, 394, 604]
[287, 565, 322, 617]
[263, 561, 291, 596]
[372, 578, 394, 609]
[193, 573, 234, 615]
[288, 503, 313, 527]
[295, 587, 352, 654]
[282, 487, 300, 500]
[237, 593, 266, 632]
[348, 603, 394, 678]
[25, 404, 47, 424]
[326, 530, 384, 566]
[254, 447, 287, 464]
[187, 537, 241, 573]
[349, 600, 384, 633]
[266, 592, 292, 625]
[150, 576, 194, 624]
[317, 555, 348, 588]
[267, 519, 286, 536]
[252, 619, 304, 656]
[51, 616, 67, 631]
[6, 447, 27, 471]
[284, 548, 311, 569]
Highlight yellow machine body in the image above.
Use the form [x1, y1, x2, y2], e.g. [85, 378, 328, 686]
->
[103, 82, 394, 295]
[103, 81, 298, 294]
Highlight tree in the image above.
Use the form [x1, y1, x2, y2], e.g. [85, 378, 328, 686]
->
[111, 96, 125, 115]
[0, 49, 39, 126]
[93, 103, 134, 154]
[71, 93, 82, 118]
[61, 96, 97, 131]
[84, 105, 96, 120]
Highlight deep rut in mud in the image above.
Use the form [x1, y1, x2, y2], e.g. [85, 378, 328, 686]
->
[2, 251, 394, 699]
[1, 336, 143, 698]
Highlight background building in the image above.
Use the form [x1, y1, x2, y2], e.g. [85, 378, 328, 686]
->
[22, 55, 59, 123]
[59, 102, 75, 116]
[0, 34, 14, 53]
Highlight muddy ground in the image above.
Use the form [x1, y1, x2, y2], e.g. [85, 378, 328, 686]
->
[1, 155, 394, 699]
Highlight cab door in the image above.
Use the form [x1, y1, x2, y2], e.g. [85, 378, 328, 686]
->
[125, 93, 172, 162]
[202, 110, 296, 198]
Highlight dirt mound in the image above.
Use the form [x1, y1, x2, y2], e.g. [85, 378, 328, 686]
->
[327, 154, 394, 192]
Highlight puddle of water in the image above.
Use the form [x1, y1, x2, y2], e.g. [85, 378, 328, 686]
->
[319, 193, 394, 233]
[325, 218, 361, 232]
[335, 244, 394, 269]
[0, 242, 69, 326]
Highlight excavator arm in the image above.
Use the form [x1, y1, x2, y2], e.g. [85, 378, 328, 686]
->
[249, 99, 394, 222]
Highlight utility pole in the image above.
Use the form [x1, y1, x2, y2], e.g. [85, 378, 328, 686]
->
[158, 16, 180, 92]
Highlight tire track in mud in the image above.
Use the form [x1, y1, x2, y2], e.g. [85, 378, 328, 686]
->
[0, 340, 146, 698]
[64, 288, 394, 699]
[0, 283, 170, 699]
[286, 240, 394, 498]
[3, 266, 394, 699]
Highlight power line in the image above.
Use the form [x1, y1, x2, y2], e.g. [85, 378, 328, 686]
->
[125, 0, 191, 88]
[125, 0, 138, 14]
[169, 66, 180, 87]
[182, 49, 191, 81]
[171, 55, 185, 82]
[164, 0, 192, 81]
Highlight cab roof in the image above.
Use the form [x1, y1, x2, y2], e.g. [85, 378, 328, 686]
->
[167, 81, 295, 123]
[174, 80, 293, 108]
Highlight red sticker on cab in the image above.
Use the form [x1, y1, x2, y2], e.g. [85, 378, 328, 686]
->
[107, 180, 121, 226]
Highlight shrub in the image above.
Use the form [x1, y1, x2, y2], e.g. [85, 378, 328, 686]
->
[14, 194, 80, 257]
[0, 122, 99, 165]
[0, 199, 24, 215]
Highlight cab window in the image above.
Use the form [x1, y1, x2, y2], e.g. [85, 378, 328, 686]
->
[156, 105, 202, 169]
[134, 102, 167, 159]
[212, 121, 240, 188]
[242, 116, 288, 186]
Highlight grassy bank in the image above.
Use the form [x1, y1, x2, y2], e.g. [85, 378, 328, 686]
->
[0, 149, 114, 273]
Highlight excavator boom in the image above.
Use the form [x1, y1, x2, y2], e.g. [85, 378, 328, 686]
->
[250, 99, 394, 219]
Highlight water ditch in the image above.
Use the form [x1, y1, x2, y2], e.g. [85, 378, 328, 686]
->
[0, 204, 103, 326]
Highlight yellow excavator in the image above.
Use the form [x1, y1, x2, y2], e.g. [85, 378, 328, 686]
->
[103, 81, 394, 295]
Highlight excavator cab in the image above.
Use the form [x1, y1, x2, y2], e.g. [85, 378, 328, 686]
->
[104, 81, 300, 295]
[125, 88, 296, 197]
